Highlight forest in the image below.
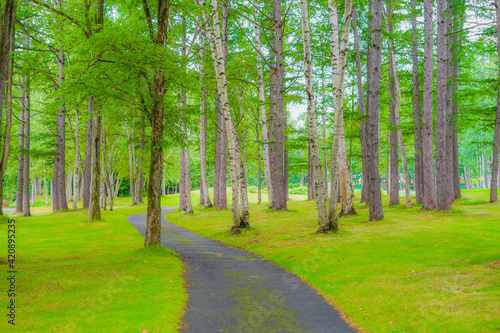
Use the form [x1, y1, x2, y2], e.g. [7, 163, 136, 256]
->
[0, 0, 499, 332]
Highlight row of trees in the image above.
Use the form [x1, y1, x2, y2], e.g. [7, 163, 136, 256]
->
[0, 0, 498, 246]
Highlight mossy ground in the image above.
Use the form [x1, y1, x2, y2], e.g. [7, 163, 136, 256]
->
[0, 200, 186, 332]
[163, 189, 500, 333]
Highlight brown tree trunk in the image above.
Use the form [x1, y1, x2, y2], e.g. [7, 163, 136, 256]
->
[422, 0, 437, 210]
[82, 97, 93, 208]
[411, 0, 424, 205]
[88, 114, 101, 221]
[272, 0, 287, 211]
[452, 2, 463, 200]
[436, 0, 452, 210]
[445, 0, 455, 204]
[352, 4, 368, 204]
[365, 0, 384, 220]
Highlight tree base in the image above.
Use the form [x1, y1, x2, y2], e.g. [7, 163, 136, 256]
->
[317, 222, 338, 234]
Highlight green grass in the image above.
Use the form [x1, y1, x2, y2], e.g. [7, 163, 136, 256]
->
[0, 198, 186, 332]
[164, 189, 500, 332]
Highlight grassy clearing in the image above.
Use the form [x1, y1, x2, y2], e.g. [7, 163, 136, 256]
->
[163, 189, 500, 332]
[0, 198, 186, 332]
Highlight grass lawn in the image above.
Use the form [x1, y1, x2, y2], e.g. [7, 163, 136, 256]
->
[0, 199, 186, 332]
[163, 189, 500, 332]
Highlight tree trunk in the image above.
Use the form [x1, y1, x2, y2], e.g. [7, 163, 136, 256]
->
[203, 0, 250, 229]
[452, 3, 463, 200]
[436, 0, 452, 210]
[422, 0, 437, 210]
[54, 47, 68, 211]
[321, 64, 328, 194]
[82, 97, 93, 208]
[137, 113, 145, 203]
[199, 35, 212, 208]
[365, 0, 384, 220]
[300, 0, 331, 232]
[386, 8, 412, 208]
[328, 0, 355, 219]
[491, 0, 500, 202]
[308, 141, 315, 200]
[257, 123, 262, 204]
[410, 0, 424, 205]
[126, 117, 136, 205]
[272, 0, 287, 211]
[15, 93, 24, 213]
[22, 72, 30, 217]
[45, 178, 49, 206]
[352, 4, 369, 204]
[254, 7, 274, 208]
[88, 114, 101, 221]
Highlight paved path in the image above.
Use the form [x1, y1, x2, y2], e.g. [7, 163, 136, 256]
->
[128, 207, 355, 333]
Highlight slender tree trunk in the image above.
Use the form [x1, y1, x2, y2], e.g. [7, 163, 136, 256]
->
[22, 73, 30, 217]
[328, 0, 355, 219]
[365, 0, 384, 220]
[82, 97, 93, 208]
[44, 178, 49, 206]
[203, 0, 250, 229]
[422, 0, 438, 210]
[491, 0, 500, 202]
[15, 69, 25, 213]
[452, 3, 463, 200]
[213, 91, 220, 207]
[272, 0, 287, 211]
[54, 47, 68, 211]
[410, 0, 424, 204]
[199, 35, 212, 208]
[386, 8, 412, 208]
[137, 113, 145, 203]
[352, 5, 368, 204]
[126, 117, 136, 205]
[308, 142, 315, 200]
[300, 0, 331, 232]
[257, 124, 262, 204]
[254, 7, 274, 208]
[88, 114, 101, 221]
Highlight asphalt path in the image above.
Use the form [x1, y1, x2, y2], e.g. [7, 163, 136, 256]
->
[128, 207, 355, 333]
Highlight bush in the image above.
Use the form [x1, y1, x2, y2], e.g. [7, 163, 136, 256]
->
[289, 186, 307, 195]
[247, 185, 258, 194]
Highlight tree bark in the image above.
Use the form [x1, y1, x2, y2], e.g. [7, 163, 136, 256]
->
[300, 0, 331, 232]
[436, 0, 452, 210]
[138, 113, 145, 203]
[352, 4, 368, 204]
[203, 0, 250, 229]
[410, 0, 424, 205]
[54, 48, 68, 211]
[491, 0, 500, 202]
[126, 117, 137, 205]
[328, 0, 355, 219]
[88, 114, 101, 221]
[422, 0, 437, 210]
[82, 97, 93, 208]
[365, 0, 384, 220]
[452, 4, 462, 200]
[272, 0, 287, 211]
[199, 35, 212, 208]
[308, 141, 315, 200]
[22, 72, 30, 217]
[0, 2, 15, 215]
[254, 6, 274, 208]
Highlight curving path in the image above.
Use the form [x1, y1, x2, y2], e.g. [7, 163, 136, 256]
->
[128, 207, 355, 333]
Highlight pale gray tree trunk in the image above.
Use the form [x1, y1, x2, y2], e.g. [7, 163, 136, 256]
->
[491, 0, 500, 202]
[203, 0, 250, 228]
[15, 82, 24, 213]
[199, 35, 212, 208]
[82, 97, 93, 208]
[125, 117, 137, 205]
[300, 0, 331, 233]
[328, 0, 355, 220]
[137, 113, 145, 203]
[22, 72, 30, 217]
